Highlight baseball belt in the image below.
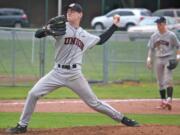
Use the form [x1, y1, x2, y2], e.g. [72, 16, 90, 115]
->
[57, 64, 77, 70]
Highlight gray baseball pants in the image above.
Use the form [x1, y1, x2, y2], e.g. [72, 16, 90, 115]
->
[155, 56, 173, 90]
[19, 68, 124, 126]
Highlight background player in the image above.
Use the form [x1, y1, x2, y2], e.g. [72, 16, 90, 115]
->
[6, 3, 139, 134]
[146, 16, 180, 110]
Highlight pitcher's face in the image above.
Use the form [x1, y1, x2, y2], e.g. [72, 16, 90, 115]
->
[66, 9, 82, 23]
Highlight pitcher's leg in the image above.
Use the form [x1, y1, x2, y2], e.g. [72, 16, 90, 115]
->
[19, 71, 62, 126]
[67, 75, 139, 126]
[6, 70, 65, 134]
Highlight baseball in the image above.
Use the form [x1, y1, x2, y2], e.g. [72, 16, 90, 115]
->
[113, 14, 120, 22]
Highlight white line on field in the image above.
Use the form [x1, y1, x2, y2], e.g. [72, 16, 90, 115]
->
[1, 98, 180, 105]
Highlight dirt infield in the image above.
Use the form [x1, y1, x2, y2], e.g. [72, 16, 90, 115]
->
[0, 99, 180, 135]
[1, 99, 180, 114]
[1, 125, 180, 135]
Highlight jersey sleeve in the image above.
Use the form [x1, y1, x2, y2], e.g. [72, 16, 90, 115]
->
[171, 33, 180, 50]
[147, 35, 155, 59]
[147, 35, 154, 49]
[85, 32, 100, 49]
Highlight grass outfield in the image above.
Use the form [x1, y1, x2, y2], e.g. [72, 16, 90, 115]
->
[0, 83, 180, 128]
[0, 83, 180, 99]
[1, 113, 180, 128]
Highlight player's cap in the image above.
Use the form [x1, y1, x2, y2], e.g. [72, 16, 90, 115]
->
[66, 3, 83, 13]
[155, 16, 166, 24]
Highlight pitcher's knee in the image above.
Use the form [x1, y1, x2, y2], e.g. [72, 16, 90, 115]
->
[158, 83, 165, 90]
[28, 90, 39, 99]
[166, 81, 173, 88]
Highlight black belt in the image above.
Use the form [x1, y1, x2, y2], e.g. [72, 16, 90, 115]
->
[58, 64, 77, 69]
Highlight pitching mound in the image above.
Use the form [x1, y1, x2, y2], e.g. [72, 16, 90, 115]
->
[1, 125, 180, 135]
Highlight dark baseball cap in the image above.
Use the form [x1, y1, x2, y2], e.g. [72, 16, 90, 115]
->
[66, 3, 83, 13]
[155, 16, 166, 23]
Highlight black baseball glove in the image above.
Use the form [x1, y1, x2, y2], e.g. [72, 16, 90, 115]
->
[46, 15, 66, 36]
[167, 59, 178, 70]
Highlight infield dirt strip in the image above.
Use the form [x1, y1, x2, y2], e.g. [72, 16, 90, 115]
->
[0, 99, 180, 135]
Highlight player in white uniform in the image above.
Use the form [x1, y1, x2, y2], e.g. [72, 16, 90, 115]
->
[146, 16, 180, 110]
[6, 3, 139, 134]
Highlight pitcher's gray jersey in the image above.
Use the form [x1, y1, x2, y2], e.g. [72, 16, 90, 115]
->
[54, 22, 100, 65]
[148, 30, 180, 58]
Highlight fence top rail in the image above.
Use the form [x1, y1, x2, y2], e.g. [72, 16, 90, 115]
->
[0, 27, 36, 32]
[0, 27, 128, 34]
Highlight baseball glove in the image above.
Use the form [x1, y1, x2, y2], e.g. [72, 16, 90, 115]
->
[35, 28, 47, 38]
[167, 59, 178, 70]
[46, 15, 66, 36]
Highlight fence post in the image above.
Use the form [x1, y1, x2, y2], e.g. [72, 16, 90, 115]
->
[11, 30, 16, 86]
[103, 42, 109, 83]
[39, 38, 46, 77]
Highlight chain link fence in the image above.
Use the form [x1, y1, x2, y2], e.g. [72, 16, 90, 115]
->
[0, 27, 180, 86]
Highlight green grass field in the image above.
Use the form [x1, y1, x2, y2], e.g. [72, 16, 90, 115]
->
[1, 113, 180, 128]
[0, 83, 180, 128]
[0, 83, 180, 99]
[1, 83, 180, 99]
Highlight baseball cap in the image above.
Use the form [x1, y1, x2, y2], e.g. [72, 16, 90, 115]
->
[155, 16, 166, 23]
[66, 3, 83, 13]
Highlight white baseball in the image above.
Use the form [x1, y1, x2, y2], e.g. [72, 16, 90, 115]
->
[113, 14, 120, 22]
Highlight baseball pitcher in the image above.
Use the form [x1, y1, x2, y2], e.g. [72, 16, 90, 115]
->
[6, 3, 139, 134]
[146, 16, 180, 110]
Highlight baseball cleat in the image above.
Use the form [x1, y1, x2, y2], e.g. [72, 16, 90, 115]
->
[121, 116, 140, 127]
[165, 102, 172, 111]
[6, 124, 27, 134]
[156, 101, 166, 109]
